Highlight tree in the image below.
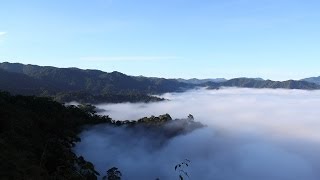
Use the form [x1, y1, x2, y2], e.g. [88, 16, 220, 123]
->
[175, 159, 191, 180]
[102, 167, 122, 180]
[187, 114, 194, 121]
[78, 104, 97, 115]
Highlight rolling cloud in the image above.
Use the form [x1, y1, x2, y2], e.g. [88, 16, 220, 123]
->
[75, 88, 320, 180]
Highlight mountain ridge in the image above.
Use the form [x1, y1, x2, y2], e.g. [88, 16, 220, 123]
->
[302, 76, 320, 85]
[175, 78, 227, 84]
[0, 62, 192, 103]
[0, 62, 319, 104]
[217, 78, 320, 90]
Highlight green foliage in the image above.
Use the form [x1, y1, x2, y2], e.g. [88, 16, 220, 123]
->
[0, 89, 203, 179]
[102, 167, 122, 180]
[77, 104, 97, 115]
[54, 91, 164, 104]
[0, 91, 110, 179]
[137, 114, 173, 124]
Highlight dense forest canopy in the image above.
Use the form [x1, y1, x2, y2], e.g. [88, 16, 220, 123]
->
[0, 91, 203, 179]
[0, 91, 110, 179]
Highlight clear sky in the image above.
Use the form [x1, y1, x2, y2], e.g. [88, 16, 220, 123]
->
[0, 0, 319, 80]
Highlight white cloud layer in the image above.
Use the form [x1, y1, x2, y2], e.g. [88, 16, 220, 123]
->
[75, 88, 320, 180]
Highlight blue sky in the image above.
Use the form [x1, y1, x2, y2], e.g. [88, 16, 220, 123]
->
[0, 0, 319, 80]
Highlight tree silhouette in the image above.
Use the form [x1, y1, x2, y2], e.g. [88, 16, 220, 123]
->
[102, 167, 122, 180]
[187, 114, 194, 121]
[175, 159, 191, 180]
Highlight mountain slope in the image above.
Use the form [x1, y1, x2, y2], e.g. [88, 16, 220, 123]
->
[0, 62, 193, 103]
[216, 78, 320, 90]
[176, 78, 227, 84]
[0, 69, 59, 95]
[0, 62, 191, 95]
[1, 62, 319, 104]
[302, 76, 320, 85]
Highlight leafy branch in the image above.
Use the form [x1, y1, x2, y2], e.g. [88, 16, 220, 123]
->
[175, 159, 191, 180]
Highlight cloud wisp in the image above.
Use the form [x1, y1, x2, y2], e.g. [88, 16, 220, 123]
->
[75, 88, 320, 180]
[0, 32, 7, 36]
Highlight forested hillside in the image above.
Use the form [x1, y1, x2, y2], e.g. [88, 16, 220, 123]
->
[0, 91, 110, 179]
[0, 62, 191, 94]
[1, 62, 319, 105]
[0, 62, 190, 103]
[0, 91, 203, 179]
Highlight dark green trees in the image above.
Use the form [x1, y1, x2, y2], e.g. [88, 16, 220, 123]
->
[102, 167, 122, 180]
[0, 91, 109, 179]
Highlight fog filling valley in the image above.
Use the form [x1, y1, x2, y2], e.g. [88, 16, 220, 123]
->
[75, 88, 320, 180]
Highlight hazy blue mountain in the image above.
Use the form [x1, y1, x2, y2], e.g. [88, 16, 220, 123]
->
[1, 62, 319, 104]
[302, 76, 320, 85]
[176, 78, 227, 84]
[236, 77, 264, 81]
[216, 78, 320, 90]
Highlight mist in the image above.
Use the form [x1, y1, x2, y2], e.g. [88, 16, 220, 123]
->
[75, 88, 320, 180]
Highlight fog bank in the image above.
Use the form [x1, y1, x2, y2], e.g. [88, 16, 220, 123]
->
[75, 88, 320, 179]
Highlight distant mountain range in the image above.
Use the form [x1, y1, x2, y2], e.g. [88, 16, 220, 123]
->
[175, 77, 266, 84]
[301, 76, 320, 85]
[0, 62, 319, 103]
[0, 62, 192, 103]
[176, 78, 227, 84]
[214, 78, 320, 90]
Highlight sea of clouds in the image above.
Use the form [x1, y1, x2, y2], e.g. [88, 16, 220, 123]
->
[75, 88, 320, 180]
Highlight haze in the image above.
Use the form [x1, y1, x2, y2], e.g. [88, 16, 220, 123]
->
[75, 88, 320, 179]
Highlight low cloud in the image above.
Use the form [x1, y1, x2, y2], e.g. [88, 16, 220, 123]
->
[75, 88, 320, 180]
